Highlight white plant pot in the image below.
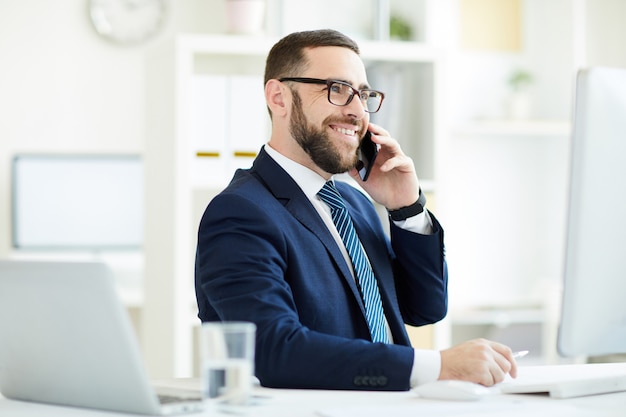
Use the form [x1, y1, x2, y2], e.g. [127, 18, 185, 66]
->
[225, 0, 266, 35]
[507, 92, 532, 120]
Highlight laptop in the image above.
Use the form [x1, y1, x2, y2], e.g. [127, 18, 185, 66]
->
[0, 260, 203, 415]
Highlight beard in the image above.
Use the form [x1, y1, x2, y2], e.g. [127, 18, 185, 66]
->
[289, 90, 362, 175]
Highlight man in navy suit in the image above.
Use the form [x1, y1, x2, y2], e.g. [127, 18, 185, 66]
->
[195, 29, 518, 391]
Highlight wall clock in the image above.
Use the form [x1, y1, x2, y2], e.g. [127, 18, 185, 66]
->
[89, 0, 167, 45]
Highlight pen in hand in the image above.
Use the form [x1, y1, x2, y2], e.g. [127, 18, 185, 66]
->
[512, 350, 529, 359]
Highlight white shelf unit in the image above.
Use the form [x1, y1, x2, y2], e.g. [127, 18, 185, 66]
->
[143, 34, 444, 378]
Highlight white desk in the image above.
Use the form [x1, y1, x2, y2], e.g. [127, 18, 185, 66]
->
[1, 365, 625, 417]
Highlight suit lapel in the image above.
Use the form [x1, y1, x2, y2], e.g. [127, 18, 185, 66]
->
[250, 149, 367, 314]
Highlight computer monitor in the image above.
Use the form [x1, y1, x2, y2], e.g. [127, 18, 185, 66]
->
[558, 66, 626, 358]
[11, 154, 143, 251]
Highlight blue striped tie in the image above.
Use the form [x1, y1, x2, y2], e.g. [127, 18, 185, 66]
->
[318, 181, 390, 344]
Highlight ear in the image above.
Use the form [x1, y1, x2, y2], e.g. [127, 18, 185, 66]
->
[265, 79, 289, 118]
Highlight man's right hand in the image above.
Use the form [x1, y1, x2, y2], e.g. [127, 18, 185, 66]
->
[439, 338, 518, 386]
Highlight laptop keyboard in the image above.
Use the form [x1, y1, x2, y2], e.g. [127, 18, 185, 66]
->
[158, 394, 200, 404]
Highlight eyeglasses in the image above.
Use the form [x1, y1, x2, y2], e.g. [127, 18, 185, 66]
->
[279, 77, 385, 113]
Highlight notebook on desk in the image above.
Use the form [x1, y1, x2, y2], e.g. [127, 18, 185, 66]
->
[0, 260, 204, 415]
[499, 363, 626, 398]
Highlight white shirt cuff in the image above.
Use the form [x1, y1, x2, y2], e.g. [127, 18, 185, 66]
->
[392, 209, 433, 235]
[410, 349, 441, 387]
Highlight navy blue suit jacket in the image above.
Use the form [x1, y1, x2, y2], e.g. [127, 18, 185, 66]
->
[195, 147, 448, 391]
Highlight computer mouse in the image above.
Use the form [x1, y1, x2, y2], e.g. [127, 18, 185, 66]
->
[413, 379, 491, 401]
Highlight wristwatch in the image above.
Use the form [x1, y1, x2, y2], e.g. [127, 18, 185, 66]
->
[388, 188, 427, 221]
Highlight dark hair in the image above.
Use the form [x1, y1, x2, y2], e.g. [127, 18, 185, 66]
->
[264, 29, 360, 85]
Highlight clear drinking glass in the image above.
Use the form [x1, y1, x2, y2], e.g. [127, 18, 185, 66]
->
[200, 321, 256, 405]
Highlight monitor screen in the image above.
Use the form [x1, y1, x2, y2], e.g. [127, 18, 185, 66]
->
[558, 67, 626, 357]
[11, 154, 143, 251]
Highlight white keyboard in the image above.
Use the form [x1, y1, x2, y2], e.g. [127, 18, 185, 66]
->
[500, 363, 626, 398]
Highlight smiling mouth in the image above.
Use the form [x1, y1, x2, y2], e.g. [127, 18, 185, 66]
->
[331, 126, 358, 137]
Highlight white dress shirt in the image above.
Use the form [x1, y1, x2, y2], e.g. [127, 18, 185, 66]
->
[264, 144, 441, 387]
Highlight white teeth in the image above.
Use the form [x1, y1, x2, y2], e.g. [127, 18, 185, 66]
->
[334, 127, 356, 136]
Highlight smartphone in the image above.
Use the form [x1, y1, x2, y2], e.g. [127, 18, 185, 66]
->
[357, 130, 379, 181]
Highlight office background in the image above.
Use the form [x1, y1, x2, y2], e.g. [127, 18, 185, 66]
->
[1, 0, 625, 379]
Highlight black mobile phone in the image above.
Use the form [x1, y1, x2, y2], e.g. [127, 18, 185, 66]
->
[357, 131, 379, 181]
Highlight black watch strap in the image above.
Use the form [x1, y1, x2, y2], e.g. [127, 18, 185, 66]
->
[388, 188, 427, 221]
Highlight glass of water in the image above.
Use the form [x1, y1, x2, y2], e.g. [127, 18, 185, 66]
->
[200, 321, 256, 405]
